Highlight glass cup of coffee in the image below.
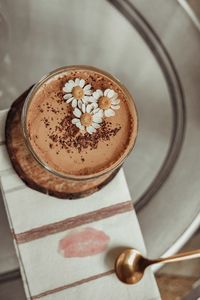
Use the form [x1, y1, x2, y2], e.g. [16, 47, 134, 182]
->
[21, 65, 138, 198]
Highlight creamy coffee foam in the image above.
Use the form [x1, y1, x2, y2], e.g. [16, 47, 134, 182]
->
[26, 67, 137, 177]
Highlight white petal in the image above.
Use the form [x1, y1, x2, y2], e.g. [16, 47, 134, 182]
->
[64, 81, 75, 91]
[89, 96, 97, 102]
[92, 122, 101, 129]
[73, 108, 82, 118]
[84, 90, 92, 96]
[86, 104, 92, 113]
[63, 93, 72, 100]
[111, 92, 118, 100]
[107, 89, 115, 98]
[104, 88, 110, 96]
[111, 98, 120, 105]
[93, 89, 103, 99]
[104, 108, 115, 117]
[91, 97, 98, 103]
[78, 100, 82, 109]
[72, 98, 78, 108]
[91, 102, 98, 109]
[93, 110, 103, 118]
[76, 122, 84, 130]
[75, 78, 80, 86]
[84, 84, 91, 91]
[63, 86, 72, 93]
[82, 103, 86, 113]
[99, 110, 104, 117]
[79, 79, 85, 88]
[92, 108, 100, 114]
[82, 96, 90, 103]
[69, 79, 75, 86]
[98, 89, 103, 96]
[93, 91, 100, 100]
[72, 118, 80, 124]
[111, 104, 120, 110]
[66, 97, 74, 103]
[92, 115, 103, 123]
[86, 126, 96, 134]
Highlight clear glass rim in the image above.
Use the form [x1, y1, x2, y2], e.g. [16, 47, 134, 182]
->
[21, 65, 138, 181]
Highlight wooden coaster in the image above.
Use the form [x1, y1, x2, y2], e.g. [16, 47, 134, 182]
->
[5, 88, 118, 199]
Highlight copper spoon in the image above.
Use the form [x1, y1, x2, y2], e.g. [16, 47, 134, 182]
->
[115, 248, 200, 284]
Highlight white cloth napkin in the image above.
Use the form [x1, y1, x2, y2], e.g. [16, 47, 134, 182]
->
[0, 109, 160, 300]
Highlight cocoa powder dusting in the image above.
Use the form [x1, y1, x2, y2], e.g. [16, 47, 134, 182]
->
[46, 112, 121, 154]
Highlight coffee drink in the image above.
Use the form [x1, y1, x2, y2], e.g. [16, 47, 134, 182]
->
[25, 66, 137, 180]
[22, 66, 137, 196]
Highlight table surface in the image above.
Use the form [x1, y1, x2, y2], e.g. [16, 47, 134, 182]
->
[0, 0, 200, 297]
[156, 229, 200, 299]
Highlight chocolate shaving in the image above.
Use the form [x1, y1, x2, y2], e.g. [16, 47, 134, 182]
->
[48, 112, 121, 153]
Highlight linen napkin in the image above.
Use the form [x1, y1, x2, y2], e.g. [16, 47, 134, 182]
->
[0, 108, 160, 300]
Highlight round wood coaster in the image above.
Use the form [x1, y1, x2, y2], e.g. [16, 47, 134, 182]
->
[5, 88, 118, 199]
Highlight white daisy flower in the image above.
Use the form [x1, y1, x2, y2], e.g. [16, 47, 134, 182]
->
[72, 103, 103, 134]
[92, 88, 120, 117]
[63, 78, 93, 108]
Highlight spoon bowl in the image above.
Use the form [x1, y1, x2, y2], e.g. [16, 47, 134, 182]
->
[115, 249, 148, 284]
[115, 248, 200, 284]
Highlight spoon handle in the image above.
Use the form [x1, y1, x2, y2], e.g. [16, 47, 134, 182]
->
[151, 249, 200, 265]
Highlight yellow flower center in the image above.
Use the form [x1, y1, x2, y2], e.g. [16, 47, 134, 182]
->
[80, 113, 92, 127]
[72, 86, 84, 99]
[98, 96, 111, 110]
